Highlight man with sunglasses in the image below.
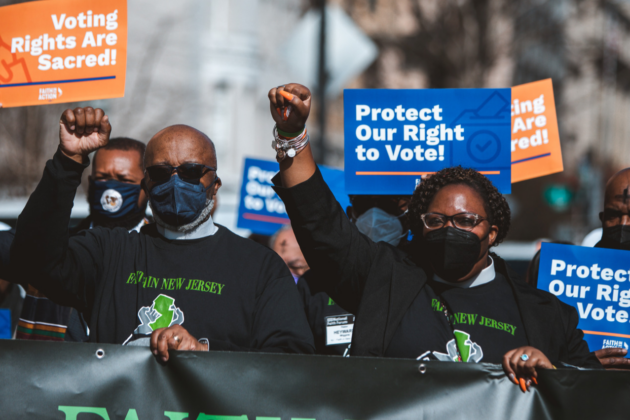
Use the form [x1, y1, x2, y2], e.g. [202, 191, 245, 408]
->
[11, 107, 315, 360]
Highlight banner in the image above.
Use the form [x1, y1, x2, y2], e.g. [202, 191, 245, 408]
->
[237, 158, 350, 235]
[0, 340, 629, 419]
[538, 243, 630, 356]
[511, 79, 563, 183]
[0, 0, 127, 107]
[343, 88, 512, 195]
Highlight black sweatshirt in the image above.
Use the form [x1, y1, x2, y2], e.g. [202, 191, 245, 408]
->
[273, 168, 601, 368]
[11, 149, 315, 353]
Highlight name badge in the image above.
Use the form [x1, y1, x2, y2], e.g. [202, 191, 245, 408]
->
[325, 314, 355, 346]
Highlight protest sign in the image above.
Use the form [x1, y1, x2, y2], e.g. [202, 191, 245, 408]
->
[343, 88, 512, 195]
[0, 0, 127, 107]
[237, 157, 350, 235]
[538, 243, 630, 356]
[511, 79, 563, 183]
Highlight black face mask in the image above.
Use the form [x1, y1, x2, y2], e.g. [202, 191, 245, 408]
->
[599, 225, 630, 250]
[424, 227, 485, 281]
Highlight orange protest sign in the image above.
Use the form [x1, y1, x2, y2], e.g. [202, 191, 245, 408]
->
[0, 0, 126, 107]
[511, 79, 563, 183]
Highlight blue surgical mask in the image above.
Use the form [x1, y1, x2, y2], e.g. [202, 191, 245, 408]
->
[149, 175, 214, 226]
[355, 207, 406, 246]
[89, 179, 142, 219]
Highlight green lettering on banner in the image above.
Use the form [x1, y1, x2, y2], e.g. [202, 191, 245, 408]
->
[125, 409, 140, 420]
[58, 406, 110, 420]
[177, 278, 186, 290]
[137, 271, 144, 285]
[127, 273, 136, 284]
[164, 412, 189, 420]
[185, 279, 193, 290]
[203, 281, 211, 292]
[509, 325, 516, 336]
[210, 282, 218, 293]
[217, 283, 225, 295]
[196, 415, 247, 420]
[490, 320, 498, 329]
[468, 314, 477, 325]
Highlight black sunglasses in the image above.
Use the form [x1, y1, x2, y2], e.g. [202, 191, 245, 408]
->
[146, 163, 216, 184]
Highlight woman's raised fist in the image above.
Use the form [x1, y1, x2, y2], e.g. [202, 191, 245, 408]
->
[268, 83, 311, 133]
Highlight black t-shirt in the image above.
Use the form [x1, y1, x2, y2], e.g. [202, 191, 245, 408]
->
[297, 272, 353, 356]
[13, 151, 315, 355]
[385, 272, 528, 363]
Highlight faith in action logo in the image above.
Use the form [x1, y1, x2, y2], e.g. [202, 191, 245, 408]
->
[134, 294, 184, 335]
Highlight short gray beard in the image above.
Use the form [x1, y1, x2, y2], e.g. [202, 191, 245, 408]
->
[151, 199, 215, 233]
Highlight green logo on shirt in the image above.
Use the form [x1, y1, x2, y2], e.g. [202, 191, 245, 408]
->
[433, 330, 484, 363]
[134, 294, 184, 335]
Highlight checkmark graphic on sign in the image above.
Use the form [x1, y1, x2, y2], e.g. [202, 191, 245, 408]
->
[476, 140, 492, 152]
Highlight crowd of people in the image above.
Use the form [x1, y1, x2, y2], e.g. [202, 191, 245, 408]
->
[0, 83, 629, 395]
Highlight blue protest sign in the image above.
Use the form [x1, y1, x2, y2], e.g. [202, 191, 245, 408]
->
[538, 243, 630, 356]
[237, 158, 350, 236]
[0, 309, 11, 339]
[344, 89, 512, 195]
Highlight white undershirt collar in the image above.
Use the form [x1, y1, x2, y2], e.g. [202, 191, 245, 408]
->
[156, 215, 218, 240]
[90, 217, 148, 233]
[433, 256, 496, 288]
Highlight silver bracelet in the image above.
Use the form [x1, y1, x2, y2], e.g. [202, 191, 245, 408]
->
[271, 126, 309, 162]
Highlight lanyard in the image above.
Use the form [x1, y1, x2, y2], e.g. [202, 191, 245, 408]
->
[434, 293, 464, 362]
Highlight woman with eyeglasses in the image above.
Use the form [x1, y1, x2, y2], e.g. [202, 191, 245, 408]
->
[268, 83, 602, 392]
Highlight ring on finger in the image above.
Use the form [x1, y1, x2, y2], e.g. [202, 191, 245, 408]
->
[173, 335, 180, 343]
[520, 354, 529, 362]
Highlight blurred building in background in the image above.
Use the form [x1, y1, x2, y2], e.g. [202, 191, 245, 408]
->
[2, 0, 630, 246]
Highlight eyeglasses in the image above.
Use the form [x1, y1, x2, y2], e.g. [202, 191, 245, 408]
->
[145, 163, 216, 184]
[420, 212, 486, 231]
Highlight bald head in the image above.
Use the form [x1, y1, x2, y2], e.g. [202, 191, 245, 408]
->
[601, 168, 630, 229]
[143, 124, 221, 202]
[605, 168, 630, 206]
[145, 125, 217, 169]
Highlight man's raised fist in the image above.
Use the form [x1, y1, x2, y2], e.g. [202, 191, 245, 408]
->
[59, 107, 111, 164]
[268, 83, 311, 134]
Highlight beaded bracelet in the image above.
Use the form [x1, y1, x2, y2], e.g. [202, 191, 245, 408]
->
[272, 125, 309, 162]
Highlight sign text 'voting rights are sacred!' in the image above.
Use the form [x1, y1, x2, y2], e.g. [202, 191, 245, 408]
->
[344, 89, 512, 195]
[0, 0, 127, 107]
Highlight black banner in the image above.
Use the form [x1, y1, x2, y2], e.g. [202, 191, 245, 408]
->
[1, 340, 629, 419]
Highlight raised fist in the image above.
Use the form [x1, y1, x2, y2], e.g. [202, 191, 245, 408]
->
[59, 107, 111, 163]
[268, 84, 311, 133]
